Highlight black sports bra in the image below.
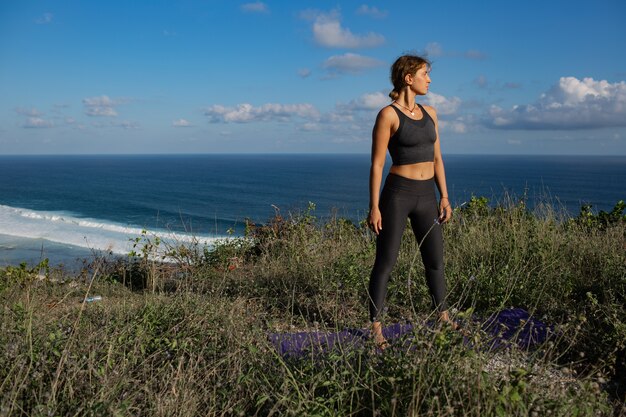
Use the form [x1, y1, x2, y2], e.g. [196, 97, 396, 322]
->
[387, 103, 436, 165]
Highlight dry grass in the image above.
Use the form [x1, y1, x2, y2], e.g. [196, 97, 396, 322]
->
[1, 198, 624, 416]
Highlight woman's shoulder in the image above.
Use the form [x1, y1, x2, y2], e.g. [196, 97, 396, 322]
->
[375, 104, 397, 121]
[378, 103, 395, 113]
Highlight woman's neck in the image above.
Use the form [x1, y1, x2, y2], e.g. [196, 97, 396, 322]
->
[395, 89, 417, 108]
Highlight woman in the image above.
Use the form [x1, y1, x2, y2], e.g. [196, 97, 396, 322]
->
[368, 54, 454, 349]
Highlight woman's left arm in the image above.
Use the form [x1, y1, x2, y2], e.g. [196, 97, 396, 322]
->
[426, 106, 452, 223]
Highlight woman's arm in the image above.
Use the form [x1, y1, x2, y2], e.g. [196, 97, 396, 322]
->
[427, 106, 452, 223]
[368, 107, 394, 234]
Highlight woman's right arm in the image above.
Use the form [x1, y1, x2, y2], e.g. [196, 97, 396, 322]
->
[368, 108, 393, 235]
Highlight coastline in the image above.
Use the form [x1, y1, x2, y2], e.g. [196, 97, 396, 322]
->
[0, 233, 97, 271]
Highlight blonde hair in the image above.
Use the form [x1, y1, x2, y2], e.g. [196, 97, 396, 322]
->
[389, 54, 431, 100]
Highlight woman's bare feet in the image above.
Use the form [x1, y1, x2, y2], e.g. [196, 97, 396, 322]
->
[439, 310, 470, 336]
[371, 321, 390, 350]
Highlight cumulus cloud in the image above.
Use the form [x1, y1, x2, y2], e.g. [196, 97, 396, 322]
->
[486, 76, 626, 130]
[348, 91, 389, 110]
[325, 91, 387, 126]
[204, 103, 320, 123]
[35, 13, 53, 24]
[424, 92, 462, 115]
[312, 12, 384, 48]
[438, 120, 467, 134]
[324, 90, 469, 136]
[240, 2, 269, 13]
[82, 95, 119, 117]
[22, 117, 53, 128]
[355, 5, 388, 18]
[322, 53, 384, 75]
[173, 119, 192, 127]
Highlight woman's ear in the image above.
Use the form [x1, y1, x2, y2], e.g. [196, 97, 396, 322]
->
[404, 72, 413, 86]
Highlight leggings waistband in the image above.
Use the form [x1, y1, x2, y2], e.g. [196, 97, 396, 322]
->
[383, 173, 435, 195]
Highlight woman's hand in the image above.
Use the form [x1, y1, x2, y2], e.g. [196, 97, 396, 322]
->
[368, 207, 382, 235]
[438, 197, 452, 224]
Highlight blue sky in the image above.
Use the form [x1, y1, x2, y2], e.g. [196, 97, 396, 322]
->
[1, 0, 625, 155]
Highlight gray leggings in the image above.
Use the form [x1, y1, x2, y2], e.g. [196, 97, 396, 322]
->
[368, 173, 448, 322]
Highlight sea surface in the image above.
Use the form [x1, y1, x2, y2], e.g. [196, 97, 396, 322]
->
[0, 154, 624, 268]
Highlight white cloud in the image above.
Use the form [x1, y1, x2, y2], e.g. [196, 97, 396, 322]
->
[83, 96, 116, 107]
[424, 92, 461, 115]
[35, 13, 53, 24]
[82, 95, 119, 117]
[325, 111, 355, 123]
[319, 90, 469, 137]
[240, 2, 268, 13]
[322, 53, 384, 75]
[424, 42, 443, 57]
[324, 91, 387, 127]
[300, 122, 321, 131]
[15, 107, 43, 117]
[439, 120, 467, 134]
[486, 76, 626, 130]
[312, 12, 384, 48]
[204, 103, 320, 123]
[86, 107, 117, 117]
[22, 117, 53, 128]
[348, 91, 389, 110]
[355, 5, 388, 18]
[298, 68, 312, 78]
[173, 119, 192, 127]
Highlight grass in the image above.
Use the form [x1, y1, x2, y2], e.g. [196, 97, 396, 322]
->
[0, 197, 624, 416]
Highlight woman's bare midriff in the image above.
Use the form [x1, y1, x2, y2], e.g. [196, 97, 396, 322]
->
[389, 161, 434, 180]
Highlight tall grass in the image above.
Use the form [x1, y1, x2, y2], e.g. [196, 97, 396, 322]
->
[0, 197, 624, 416]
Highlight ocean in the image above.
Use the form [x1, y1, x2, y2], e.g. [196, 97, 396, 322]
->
[0, 154, 624, 269]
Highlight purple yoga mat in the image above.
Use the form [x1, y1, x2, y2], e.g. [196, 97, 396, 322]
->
[268, 308, 553, 358]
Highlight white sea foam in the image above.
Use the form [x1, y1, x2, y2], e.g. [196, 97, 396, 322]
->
[0, 204, 222, 256]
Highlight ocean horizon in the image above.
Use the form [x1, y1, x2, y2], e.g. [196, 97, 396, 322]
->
[1, 153, 624, 269]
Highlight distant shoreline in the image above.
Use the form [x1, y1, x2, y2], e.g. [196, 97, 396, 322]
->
[0, 233, 96, 270]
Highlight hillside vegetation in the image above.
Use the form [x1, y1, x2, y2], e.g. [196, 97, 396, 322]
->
[1, 198, 624, 416]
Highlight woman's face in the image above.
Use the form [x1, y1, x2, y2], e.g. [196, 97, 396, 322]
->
[409, 65, 431, 95]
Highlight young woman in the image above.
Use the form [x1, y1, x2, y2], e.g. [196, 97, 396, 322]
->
[368, 54, 455, 349]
